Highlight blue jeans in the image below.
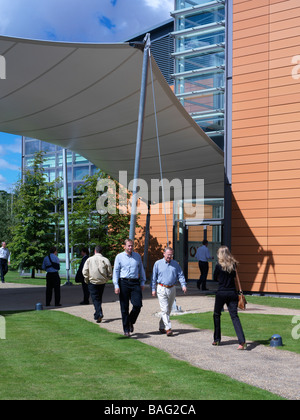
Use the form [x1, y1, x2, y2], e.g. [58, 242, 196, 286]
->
[88, 283, 106, 320]
[119, 279, 143, 333]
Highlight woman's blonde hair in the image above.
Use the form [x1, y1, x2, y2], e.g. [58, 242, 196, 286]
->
[217, 246, 238, 273]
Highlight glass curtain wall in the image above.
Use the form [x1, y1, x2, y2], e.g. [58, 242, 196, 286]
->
[172, 0, 226, 150]
[22, 137, 98, 275]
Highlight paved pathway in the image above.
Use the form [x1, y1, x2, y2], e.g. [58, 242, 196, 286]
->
[57, 286, 300, 401]
[1, 282, 300, 400]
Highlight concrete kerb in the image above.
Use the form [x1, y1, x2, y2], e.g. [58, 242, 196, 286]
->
[1, 282, 300, 400]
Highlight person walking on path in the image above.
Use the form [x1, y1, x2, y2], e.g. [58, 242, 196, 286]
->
[213, 246, 246, 350]
[75, 247, 90, 305]
[195, 239, 213, 291]
[42, 246, 61, 307]
[0, 242, 10, 283]
[113, 238, 146, 337]
[83, 245, 112, 323]
[152, 247, 187, 336]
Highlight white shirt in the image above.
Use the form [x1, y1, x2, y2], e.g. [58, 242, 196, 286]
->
[0, 247, 10, 262]
[195, 245, 212, 262]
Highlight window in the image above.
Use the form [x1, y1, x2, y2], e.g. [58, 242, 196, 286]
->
[74, 166, 89, 181]
[25, 140, 40, 155]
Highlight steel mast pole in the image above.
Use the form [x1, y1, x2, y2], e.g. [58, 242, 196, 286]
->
[63, 148, 71, 285]
[129, 33, 151, 241]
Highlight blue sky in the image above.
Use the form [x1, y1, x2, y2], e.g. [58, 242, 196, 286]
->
[0, 0, 174, 191]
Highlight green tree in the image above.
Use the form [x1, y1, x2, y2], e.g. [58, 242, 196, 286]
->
[69, 170, 133, 263]
[10, 152, 60, 278]
[0, 190, 14, 243]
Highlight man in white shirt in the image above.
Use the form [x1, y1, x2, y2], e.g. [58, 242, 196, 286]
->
[195, 240, 213, 291]
[0, 242, 10, 283]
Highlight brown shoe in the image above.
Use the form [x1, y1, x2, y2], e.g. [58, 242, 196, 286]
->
[159, 328, 166, 334]
[166, 329, 173, 337]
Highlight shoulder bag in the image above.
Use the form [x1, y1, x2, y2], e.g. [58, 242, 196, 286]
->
[235, 268, 247, 310]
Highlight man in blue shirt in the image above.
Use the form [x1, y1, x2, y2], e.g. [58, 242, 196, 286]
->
[195, 240, 213, 291]
[152, 247, 187, 336]
[113, 238, 146, 337]
[42, 246, 61, 307]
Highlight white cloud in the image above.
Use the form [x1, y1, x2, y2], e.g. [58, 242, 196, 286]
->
[0, 158, 19, 171]
[0, 138, 22, 156]
[5, 138, 22, 155]
[144, 0, 174, 11]
[0, 0, 174, 42]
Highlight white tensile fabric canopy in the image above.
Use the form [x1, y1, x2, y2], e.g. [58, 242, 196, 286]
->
[0, 36, 224, 202]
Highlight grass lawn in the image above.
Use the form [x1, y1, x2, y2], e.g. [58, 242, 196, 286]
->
[3, 271, 113, 287]
[245, 295, 300, 310]
[172, 312, 300, 354]
[0, 310, 283, 400]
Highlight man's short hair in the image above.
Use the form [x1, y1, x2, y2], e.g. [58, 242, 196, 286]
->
[202, 240, 208, 246]
[49, 246, 57, 254]
[95, 245, 103, 254]
[81, 247, 89, 255]
[124, 238, 134, 245]
[164, 246, 174, 253]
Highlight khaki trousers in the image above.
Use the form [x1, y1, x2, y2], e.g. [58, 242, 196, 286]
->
[157, 284, 176, 331]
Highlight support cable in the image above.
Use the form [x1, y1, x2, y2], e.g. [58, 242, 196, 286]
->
[148, 50, 169, 246]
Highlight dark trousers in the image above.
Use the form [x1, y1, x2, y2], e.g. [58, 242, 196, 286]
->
[119, 279, 143, 333]
[197, 261, 209, 290]
[0, 258, 8, 282]
[46, 272, 61, 306]
[88, 283, 105, 320]
[82, 281, 90, 303]
[213, 291, 246, 345]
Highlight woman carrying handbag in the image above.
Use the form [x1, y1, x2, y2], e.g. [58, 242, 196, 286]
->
[212, 246, 246, 350]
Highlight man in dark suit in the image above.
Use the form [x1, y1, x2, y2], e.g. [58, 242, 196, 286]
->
[75, 248, 90, 305]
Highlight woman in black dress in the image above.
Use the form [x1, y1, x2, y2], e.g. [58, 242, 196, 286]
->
[213, 246, 246, 350]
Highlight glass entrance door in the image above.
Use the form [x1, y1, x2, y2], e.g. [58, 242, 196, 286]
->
[173, 198, 224, 280]
[187, 224, 222, 280]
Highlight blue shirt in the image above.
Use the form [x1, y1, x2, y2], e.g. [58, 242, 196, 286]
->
[113, 251, 146, 289]
[42, 254, 60, 273]
[152, 258, 186, 291]
[195, 245, 212, 262]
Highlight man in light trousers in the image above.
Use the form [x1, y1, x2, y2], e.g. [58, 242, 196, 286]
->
[152, 247, 187, 336]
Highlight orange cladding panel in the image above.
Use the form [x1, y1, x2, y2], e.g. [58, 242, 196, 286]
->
[232, 0, 300, 294]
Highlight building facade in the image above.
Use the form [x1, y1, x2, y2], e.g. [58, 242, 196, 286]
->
[137, 0, 300, 294]
[22, 0, 300, 294]
[22, 136, 98, 273]
[231, 0, 300, 294]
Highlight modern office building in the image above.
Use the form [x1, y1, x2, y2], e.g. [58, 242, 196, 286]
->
[135, 0, 300, 295]
[10, 0, 300, 294]
[22, 137, 98, 273]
